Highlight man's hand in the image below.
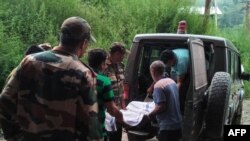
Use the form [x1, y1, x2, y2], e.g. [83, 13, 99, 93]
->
[121, 97, 127, 110]
[147, 82, 155, 95]
[146, 87, 153, 95]
[122, 121, 132, 129]
[106, 101, 124, 123]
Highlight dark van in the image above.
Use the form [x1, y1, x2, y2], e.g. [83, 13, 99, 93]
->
[124, 33, 250, 141]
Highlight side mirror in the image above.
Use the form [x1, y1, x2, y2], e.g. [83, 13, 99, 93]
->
[240, 73, 250, 81]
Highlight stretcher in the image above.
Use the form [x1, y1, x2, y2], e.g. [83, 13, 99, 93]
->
[105, 98, 158, 140]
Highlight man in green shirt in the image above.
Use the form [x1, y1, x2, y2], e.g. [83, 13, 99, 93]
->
[88, 49, 123, 141]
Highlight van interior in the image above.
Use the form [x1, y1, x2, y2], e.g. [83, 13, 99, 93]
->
[134, 39, 214, 114]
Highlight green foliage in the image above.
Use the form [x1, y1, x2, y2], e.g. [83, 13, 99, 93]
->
[216, 26, 250, 98]
[0, 0, 249, 97]
[0, 25, 23, 86]
[0, 0, 57, 88]
[217, 0, 244, 28]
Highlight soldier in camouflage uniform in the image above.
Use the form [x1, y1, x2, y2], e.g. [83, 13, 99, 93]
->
[0, 17, 102, 141]
[104, 42, 126, 141]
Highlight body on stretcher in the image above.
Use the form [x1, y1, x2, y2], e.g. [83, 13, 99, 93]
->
[105, 101, 157, 131]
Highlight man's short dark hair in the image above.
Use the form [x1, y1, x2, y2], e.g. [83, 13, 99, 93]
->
[160, 49, 175, 64]
[88, 49, 107, 69]
[110, 42, 126, 54]
[60, 17, 94, 48]
[150, 60, 166, 75]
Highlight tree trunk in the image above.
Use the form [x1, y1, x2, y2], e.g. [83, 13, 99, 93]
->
[203, 0, 212, 32]
[244, 2, 250, 34]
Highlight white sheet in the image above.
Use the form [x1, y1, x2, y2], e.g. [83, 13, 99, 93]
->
[105, 101, 155, 131]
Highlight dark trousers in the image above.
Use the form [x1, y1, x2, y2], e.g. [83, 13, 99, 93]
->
[104, 135, 108, 141]
[107, 123, 122, 141]
[158, 129, 182, 141]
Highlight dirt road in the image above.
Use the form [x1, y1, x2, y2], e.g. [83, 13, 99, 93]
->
[242, 99, 250, 124]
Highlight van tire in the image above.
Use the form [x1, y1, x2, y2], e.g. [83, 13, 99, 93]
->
[204, 72, 231, 139]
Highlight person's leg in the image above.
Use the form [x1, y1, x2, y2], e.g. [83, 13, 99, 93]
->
[158, 130, 168, 141]
[104, 135, 108, 141]
[166, 129, 182, 141]
[107, 123, 122, 141]
[158, 129, 182, 141]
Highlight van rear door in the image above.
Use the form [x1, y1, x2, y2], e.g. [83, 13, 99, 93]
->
[182, 38, 208, 141]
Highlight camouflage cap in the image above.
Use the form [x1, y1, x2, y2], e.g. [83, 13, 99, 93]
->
[61, 17, 96, 42]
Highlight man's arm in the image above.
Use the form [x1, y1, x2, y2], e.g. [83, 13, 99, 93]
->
[147, 82, 156, 95]
[176, 57, 189, 89]
[147, 85, 167, 119]
[103, 76, 124, 123]
[121, 96, 127, 110]
[148, 102, 166, 119]
[105, 101, 123, 123]
[76, 70, 103, 141]
[102, 76, 123, 121]
[0, 67, 20, 140]
[176, 74, 186, 89]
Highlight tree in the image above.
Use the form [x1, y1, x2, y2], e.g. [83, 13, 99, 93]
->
[203, 0, 212, 30]
[243, 2, 250, 33]
[232, 0, 250, 32]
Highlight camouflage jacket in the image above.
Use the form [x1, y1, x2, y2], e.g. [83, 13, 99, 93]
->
[0, 49, 102, 141]
[103, 59, 124, 107]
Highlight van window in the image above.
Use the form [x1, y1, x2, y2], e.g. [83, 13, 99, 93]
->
[203, 42, 215, 82]
[190, 41, 207, 89]
[137, 40, 188, 95]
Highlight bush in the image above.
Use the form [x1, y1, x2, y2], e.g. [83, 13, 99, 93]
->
[216, 26, 250, 98]
[0, 0, 248, 97]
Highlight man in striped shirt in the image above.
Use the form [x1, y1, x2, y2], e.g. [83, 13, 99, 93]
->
[147, 60, 182, 141]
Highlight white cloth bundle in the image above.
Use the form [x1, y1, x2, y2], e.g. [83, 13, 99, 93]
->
[105, 101, 155, 131]
[105, 112, 117, 132]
